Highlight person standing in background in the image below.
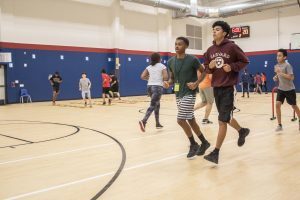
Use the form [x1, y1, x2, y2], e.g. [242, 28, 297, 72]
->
[261, 72, 268, 94]
[79, 72, 92, 108]
[254, 72, 262, 94]
[110, 74, 121, 100]
[241, 69, 251, 98]
[49, 71, 62, 106]
[101, 69, 112, 105]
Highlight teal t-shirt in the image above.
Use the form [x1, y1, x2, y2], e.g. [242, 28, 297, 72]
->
[167, 54, 201, 98]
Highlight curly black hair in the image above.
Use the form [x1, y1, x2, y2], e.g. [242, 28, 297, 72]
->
[212, 21, 230, 37]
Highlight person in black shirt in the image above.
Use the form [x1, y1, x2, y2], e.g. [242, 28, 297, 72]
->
[109, 74, 121, 100]
[49, 72, 62, 105]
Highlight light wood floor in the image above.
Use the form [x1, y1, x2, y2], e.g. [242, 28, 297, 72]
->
[0, 93, 299, 200]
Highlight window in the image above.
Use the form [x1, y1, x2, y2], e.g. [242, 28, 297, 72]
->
[186, 24, 202, 50]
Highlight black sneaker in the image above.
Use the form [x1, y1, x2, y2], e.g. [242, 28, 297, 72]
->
[238, 128, 250, 147]
[108, 99, 112, 105]
[102, 101, 106, 105]
[204, 151, 219, 164]
[197, 141, 210, 156]
[187, 143, 199, 159]
[139, 121, 146, 132]
[156, 123, 163, 129]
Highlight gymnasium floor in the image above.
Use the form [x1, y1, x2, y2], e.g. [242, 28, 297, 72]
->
[0, 93, 299, 200]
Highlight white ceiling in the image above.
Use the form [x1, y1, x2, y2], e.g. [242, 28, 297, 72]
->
[69, 0, 114, 7]
[175, 0, 260, 7]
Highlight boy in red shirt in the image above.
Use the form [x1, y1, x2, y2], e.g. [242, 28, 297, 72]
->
[101, 69, 112, 105]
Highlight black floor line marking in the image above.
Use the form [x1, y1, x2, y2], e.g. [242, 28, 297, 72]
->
[79, 126, 126, 200]
[0, 133, 33, 143]
[0, 121, 79, 149]
[0, 120, 126, 200]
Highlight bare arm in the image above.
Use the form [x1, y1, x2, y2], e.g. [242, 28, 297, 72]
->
[140, 69, 149, 80]
[275, 66, 294, 81]
[167, 69, 174, 85]
[162, 69, 168, 81]
[187, 64, 204, 90]
[197, 64, 206, 84]
[278, 72, 294, 81]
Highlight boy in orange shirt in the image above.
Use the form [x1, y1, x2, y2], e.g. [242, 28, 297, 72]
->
[194, 71, 214, 124]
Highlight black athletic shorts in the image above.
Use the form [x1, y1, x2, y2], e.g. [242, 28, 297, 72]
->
[214, 86, 234, 123]
[102, 87, 110, 95]
[276, 89, 296, 105]
[52, 86, 60, 93]
[111, 84, 119, 92]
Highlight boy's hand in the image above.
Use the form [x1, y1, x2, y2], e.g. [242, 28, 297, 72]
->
[209, 60, 216, 69]
[274, 66, 281, 74]
[187, 82, 198, 90]
[223, 64, 232, 72]
[273, 75, 278, 81]
[163, 81, 170, 89]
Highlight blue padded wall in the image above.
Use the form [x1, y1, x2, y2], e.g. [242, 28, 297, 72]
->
[1, 45, 299, 104]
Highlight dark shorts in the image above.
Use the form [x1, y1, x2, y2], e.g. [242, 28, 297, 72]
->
[214, 86, 234, 123]
[52, 86, 60, 93]
[276, 89, 296, 105]
[111, 84, 119, 92]
[102, 87, 110, 95]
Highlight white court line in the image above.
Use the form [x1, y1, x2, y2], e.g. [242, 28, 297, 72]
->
[0, 131, 172, 165]
[0, 113, 257, 165]
[4, 124, 297, 200]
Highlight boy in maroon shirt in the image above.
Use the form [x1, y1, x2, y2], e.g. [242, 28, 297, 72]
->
[203, 21, 250, 164]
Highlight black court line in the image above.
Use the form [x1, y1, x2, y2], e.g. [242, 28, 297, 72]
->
[79, 126, 126, 200]
[0, 121, 79, 149]
[0, 133, 33, 143]
[0, 120, 126, 200]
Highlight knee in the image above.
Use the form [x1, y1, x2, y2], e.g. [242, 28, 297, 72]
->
[187, 118, 196, 125]
[218, 121, 227, 126]
[177, 119, 185, 126]
[276, 102, 282, 108]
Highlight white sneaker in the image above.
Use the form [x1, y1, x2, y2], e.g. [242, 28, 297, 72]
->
[275, 125, 283, 132]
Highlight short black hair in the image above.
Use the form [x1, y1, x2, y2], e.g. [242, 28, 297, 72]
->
[54, 71, 59, 75]
[150, 52, 161, 66]
[101, 69, 106, 73]
[176, 37, 189, 47]
[82, 72, 86, 75]
[212, 21, 230, 37]
[278, 49, 287, 57]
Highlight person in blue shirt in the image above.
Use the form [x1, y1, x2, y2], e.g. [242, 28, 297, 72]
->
[241, 69, 251, 98]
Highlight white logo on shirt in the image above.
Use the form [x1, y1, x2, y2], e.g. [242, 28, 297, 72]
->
[215, 57, 224, 68]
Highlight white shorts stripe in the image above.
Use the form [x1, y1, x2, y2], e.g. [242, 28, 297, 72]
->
[176, 95, 196, 120]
